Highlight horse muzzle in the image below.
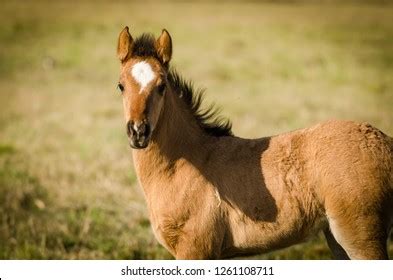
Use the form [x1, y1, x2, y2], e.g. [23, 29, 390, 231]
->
[127, 121, 151, 149]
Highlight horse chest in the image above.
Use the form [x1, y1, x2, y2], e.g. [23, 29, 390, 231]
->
[148, 208, 191, 254]
[144, 185, 190, 250]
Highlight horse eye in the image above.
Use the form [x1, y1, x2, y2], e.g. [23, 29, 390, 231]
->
[157, 83, 166, 96]
[117, 83, 124, 93]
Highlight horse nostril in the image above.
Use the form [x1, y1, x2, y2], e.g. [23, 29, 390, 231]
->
[127, 121, 134, 137]
[141, 123, 150, 136]
[135, 122, 150, 137]
[138, 123, 146, 134]
[127, 121, 150, 138]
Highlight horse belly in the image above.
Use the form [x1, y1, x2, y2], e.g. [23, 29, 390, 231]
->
[225, 204, 327, 257]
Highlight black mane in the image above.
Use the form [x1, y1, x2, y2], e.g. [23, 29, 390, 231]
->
[131, 33, 160, 60]
[133, 33, 233, 137]
[167, 70, 233, 137]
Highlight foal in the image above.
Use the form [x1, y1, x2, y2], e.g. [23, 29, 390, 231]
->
[116, 27, 393, 259]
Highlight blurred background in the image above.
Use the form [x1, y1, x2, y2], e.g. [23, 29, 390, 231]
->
[0, 0, 392, 259]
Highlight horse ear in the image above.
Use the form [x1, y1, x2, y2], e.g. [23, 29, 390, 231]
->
[156, 29, 172, 65]
[117, 26, 133, 63]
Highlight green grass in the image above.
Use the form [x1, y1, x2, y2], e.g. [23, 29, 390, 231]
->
[0, 0, 392, 259]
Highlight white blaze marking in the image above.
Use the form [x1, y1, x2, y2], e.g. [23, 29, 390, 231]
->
[131, 61, 155, 93]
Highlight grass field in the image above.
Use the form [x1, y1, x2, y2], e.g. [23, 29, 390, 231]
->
[0, 0, 392, 259]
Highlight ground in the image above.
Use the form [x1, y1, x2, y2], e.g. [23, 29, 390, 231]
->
[0, 0, 392, 259]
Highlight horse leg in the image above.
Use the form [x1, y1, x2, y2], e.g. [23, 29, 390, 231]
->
[174, 238, 220, 260]
[171, 222, 224, 260]
[326, 215, 388, 260]
[175, 246, 209, 260]
[323, 228, 349, 259]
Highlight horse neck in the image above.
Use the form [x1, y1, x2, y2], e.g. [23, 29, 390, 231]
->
[132, 85, 213, 188]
